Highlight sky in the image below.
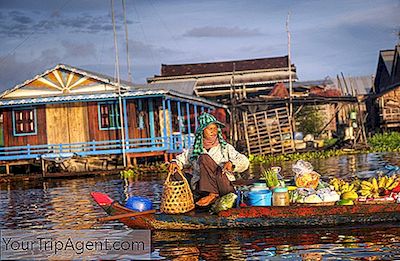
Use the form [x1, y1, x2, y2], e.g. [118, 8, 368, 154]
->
[0, 0, 399, 92]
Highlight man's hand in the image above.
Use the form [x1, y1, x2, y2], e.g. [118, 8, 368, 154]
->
[168, 162, 180, 173]
[223, 161, 233, 172]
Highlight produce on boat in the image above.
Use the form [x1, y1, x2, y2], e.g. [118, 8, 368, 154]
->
[91, 161, 400, 230]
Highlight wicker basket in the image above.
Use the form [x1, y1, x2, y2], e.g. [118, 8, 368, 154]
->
[160, 170, 195, 214]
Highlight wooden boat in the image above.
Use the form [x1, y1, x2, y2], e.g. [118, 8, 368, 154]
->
[91, 192, 400, 230]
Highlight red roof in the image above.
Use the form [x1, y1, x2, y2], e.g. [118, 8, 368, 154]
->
[160, 56, 289, 77]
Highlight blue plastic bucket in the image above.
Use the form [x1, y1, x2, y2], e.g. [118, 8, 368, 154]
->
[125, 196, 153, 212]
[248, 190, 272, 206]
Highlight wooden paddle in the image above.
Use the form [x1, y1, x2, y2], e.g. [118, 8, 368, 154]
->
[97, 209, 156, 222]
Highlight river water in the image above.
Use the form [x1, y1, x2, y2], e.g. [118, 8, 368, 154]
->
[1, 152, 400, 260]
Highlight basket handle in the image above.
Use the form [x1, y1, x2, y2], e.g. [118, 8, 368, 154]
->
[165, 168, 187, 183]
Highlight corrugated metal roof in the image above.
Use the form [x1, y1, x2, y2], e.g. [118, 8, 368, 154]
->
[146, 80, 196, 95]
[332, 75, 374, 95]
[293, 78, 335, 88]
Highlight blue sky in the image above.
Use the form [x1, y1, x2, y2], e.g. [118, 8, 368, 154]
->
[0, 0, 399, 91]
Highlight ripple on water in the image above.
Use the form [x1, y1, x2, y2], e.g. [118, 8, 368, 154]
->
[0, 152, 400, 260]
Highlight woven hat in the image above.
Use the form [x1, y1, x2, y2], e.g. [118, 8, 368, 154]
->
[197, 113, 225, 134]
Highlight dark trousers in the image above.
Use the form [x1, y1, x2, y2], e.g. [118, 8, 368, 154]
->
[198, 154, 235, 196]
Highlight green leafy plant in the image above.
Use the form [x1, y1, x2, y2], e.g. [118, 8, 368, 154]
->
[120, 168, 139, 179]
[262, 168, 279, 188]
[295, 106, 324, 136]
[368, 132, 400, 151]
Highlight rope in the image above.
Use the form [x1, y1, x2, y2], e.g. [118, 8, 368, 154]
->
[122, 0, 133, 83]
[111, 0, 127, 167]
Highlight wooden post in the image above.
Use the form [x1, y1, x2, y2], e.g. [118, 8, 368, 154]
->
[41, 158, 46, 177]
[275, 109, 285, 154]
[242, 111, 251, 155]
[253, 114, 262, 154]
[264, 111, 273, 154]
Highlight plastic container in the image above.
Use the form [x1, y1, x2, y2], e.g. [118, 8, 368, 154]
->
[294, 132, 304, 140]
[125, 196, 153, 212]
[248, 190, 272, 206]
[250, 183, 268, 192]
[272, 187, 289, 206]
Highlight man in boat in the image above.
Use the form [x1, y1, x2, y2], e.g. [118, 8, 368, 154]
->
[169, 113, 250, 206]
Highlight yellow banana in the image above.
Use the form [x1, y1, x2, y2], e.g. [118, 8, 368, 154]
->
[361, 185, 372, 191]
[385, 177, 394, 189]
[361, 181, 373, 189]
[359, 189, 371, 196]
[348, 183, 355, 192]
[341, 183, 349, 193]
[372, 178, 378, 191]
[378, 176, 386, 188]
[333, 182, 339, 191]
[387, 181, 399, 191]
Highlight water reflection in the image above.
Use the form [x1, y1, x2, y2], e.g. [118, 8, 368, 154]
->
[1, 152, 400, 260]
[152, 224, 400, 260]
[265, 152, 400, 180]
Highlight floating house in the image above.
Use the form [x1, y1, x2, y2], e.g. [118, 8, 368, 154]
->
[367, 44, 400, 131]
[0, 64, 225, 174]
[147, 56, 297, 103]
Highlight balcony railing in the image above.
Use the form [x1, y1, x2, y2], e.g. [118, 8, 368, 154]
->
[0, 135, 186, 161]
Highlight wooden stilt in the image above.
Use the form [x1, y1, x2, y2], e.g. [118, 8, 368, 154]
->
[41, 159, 46, 177]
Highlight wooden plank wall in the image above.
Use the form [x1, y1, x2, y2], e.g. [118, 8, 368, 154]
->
[381, 88, 400, 128]
[46, 103, 89, 145]
[152, 99, 161, 137]
[87, 101, 120, 141]
[244, 106, 294, 155]
[88, 99, 154, 142]
[127, 99, 150, 140]
[3, 106, 47, 147]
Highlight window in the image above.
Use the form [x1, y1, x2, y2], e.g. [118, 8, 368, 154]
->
[13, 108, 36, 135]
[98, 102, 121, 129]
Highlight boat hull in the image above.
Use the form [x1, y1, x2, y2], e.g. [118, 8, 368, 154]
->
[91, 192, 400, 230]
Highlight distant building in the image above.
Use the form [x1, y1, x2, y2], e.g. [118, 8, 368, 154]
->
[147, 56, 297, 103]
[367, 45, 400, 131]
[0, 64, 225, 174]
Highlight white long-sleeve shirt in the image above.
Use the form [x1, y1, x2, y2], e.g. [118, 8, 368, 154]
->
[173, 143, 250, 188]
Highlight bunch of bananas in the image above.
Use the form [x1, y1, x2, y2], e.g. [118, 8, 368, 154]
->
[359, 175, 399, 199]
[377, 175, 399, 191]
[330, 178, 358, 195]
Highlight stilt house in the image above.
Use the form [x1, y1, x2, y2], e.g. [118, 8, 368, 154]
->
[0, 64, 225, 173]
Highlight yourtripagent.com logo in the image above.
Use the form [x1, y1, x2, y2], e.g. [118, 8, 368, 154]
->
[0, 229, 151, 260]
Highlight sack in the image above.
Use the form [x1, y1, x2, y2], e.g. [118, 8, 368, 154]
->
[292, 160, 320, 189]
[160, 169, 195, 214]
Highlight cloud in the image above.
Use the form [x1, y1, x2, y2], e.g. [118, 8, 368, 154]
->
[183, 26, 263, 38]
[0, 48, 61, 91]
[126, 40, 181, 58]
[0, 10, 119, 37]
[332, 3, 400, 28]
[9, 10, 33, 24]
[61, 41, 97, 58]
